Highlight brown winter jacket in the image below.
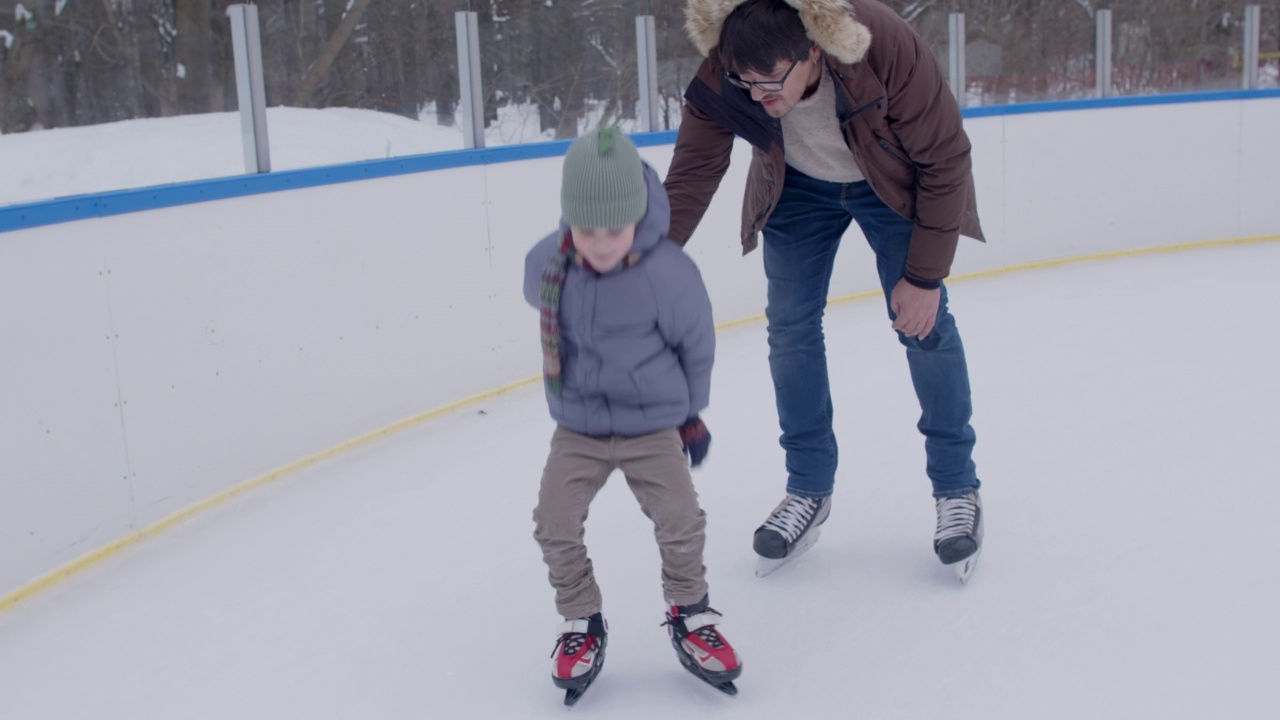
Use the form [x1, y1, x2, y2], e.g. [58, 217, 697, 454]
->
[666, 0, 985, 285]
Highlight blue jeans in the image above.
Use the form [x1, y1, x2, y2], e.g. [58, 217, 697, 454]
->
[763, 167, 979, 499]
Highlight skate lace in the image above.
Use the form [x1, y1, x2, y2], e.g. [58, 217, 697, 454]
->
[762, 496, 821, 542]
[663, 608, 725, 648]
[934, 495, 978, 542]
[691, 625, 725, 649]
[552, 632, 590, 658]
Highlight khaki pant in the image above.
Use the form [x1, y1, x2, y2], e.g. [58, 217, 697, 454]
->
[533, 425, 709, 619]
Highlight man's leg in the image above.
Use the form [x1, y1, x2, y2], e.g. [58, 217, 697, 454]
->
[761, 168, 853, 499]
[750, 169, 850, 563]
[844, 182, 980, 498]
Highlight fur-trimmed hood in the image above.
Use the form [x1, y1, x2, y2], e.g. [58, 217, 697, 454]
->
[684, 0, 872, 65]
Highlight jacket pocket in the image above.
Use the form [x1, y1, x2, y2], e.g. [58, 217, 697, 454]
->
[876, 136, 913, 168]
[630, 351, 686, 421]
[869, 133, 917, 186]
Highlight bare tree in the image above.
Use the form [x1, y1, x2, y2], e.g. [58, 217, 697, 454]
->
[174, 0, 217, 112]
[1, 0, 1273, 136]
[290, 0, 374, 107]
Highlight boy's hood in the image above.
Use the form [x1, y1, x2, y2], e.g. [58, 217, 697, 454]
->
[629, 161, 671, 257]
[684, 0, 871, 65]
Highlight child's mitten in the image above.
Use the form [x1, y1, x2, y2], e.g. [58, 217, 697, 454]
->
[679, 416, 711, 468]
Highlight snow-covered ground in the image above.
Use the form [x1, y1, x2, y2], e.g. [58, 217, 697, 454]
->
[0, 237, 1276, 718]
[0, 102, 660, 207]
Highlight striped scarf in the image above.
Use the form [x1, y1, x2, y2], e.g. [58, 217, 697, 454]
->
[539, 231, 576, 395]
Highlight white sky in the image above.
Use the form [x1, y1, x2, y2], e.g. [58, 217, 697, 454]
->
[0, 110, 1277, 718]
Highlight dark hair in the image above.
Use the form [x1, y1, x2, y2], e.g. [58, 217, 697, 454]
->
[718, 0, 813, 76]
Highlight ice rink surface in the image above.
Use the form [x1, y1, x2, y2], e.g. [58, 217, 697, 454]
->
[1, 241, 1277, 719]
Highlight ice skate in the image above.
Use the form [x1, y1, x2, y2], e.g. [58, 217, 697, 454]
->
[663, 596, 741, 695]
[550, 612, 607, 705]
[753, 494, 831, 577]
[934, 492, 983, 584]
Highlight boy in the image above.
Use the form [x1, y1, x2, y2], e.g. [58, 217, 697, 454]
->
[523, 128, 741, 703]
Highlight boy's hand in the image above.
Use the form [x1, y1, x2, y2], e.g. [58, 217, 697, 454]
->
[679, 416, 711, 467]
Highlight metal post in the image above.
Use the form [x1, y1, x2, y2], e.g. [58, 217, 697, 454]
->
[455, 11, 485, 149]
[227, 4, 270, 173]
[1243, 5, 1261, 90]
[948, 13, 965, 106]
[1096, 9, 1113, 98]
[636, 15, 660, 132]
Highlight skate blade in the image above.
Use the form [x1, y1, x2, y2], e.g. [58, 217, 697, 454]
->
[564, 688, 584, 706]
[951, 547, 982, 585]
[560, 671, 600, 706]
[557, 646, 607, 706]
[564, 684, 593, 706]
[712, 680, 739, 695]
[755, 527, 821, 577]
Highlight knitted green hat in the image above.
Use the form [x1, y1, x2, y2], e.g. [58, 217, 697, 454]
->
[560, 127, 648, 229]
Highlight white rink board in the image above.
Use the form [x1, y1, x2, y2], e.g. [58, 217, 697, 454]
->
[1, 96, 1277, 597]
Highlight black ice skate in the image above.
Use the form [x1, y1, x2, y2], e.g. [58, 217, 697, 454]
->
[934, 492, 983, 584]
[753, 494, 831, 577]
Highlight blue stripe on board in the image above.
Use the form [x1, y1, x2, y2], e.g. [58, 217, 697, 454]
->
[2, 92, 1276, 234]
[960, 88, 1280, 118]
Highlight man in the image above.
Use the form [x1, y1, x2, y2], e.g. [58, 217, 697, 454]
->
[665, 0, 985, 580]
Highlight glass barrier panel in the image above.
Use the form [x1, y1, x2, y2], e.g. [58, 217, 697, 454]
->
[655, 1, 700, 132]
[894, 1, 1097, 106]
[1, 0, 246, 207]
[1262, 4, 1279, 88]
[3, 2, 1276, 210]
[1108, 0, 1243, 96]
[460, 0, 690, 142]
[255, 0, 468, 161]
[969, 2, 1096, 105]
[476, 0, 643, 143]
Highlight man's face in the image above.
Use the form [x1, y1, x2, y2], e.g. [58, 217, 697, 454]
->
[570, 224, 636, 272]
[731, 47, 822, 118]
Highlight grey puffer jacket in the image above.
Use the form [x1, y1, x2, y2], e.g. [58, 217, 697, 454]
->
[523, 163, 716, 437]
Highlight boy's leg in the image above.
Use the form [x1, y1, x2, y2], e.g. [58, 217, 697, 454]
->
[533, 426, 616, 619]
[760, 168, 854, 499]
[615, 429, 708, 607]
[844, 182, 980, 498]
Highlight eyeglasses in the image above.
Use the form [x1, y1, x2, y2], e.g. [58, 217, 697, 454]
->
[724, 58, 802, 92]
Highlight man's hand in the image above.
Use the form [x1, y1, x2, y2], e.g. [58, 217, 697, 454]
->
[890, 279, 941, 340]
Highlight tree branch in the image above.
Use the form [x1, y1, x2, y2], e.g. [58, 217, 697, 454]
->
[289, 0, 375, 108]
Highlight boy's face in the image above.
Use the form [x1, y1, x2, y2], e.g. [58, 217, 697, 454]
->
[735, 45, 822, 118]
[570, 224, 637, 272]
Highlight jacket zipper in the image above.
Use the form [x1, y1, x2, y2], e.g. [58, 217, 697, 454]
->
[878, 139, 912, 168]
[848, 96, 885, 119]
[840, 94, 911, 168]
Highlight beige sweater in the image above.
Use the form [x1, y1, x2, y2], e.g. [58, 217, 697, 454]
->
[780, 69, 864, 183]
